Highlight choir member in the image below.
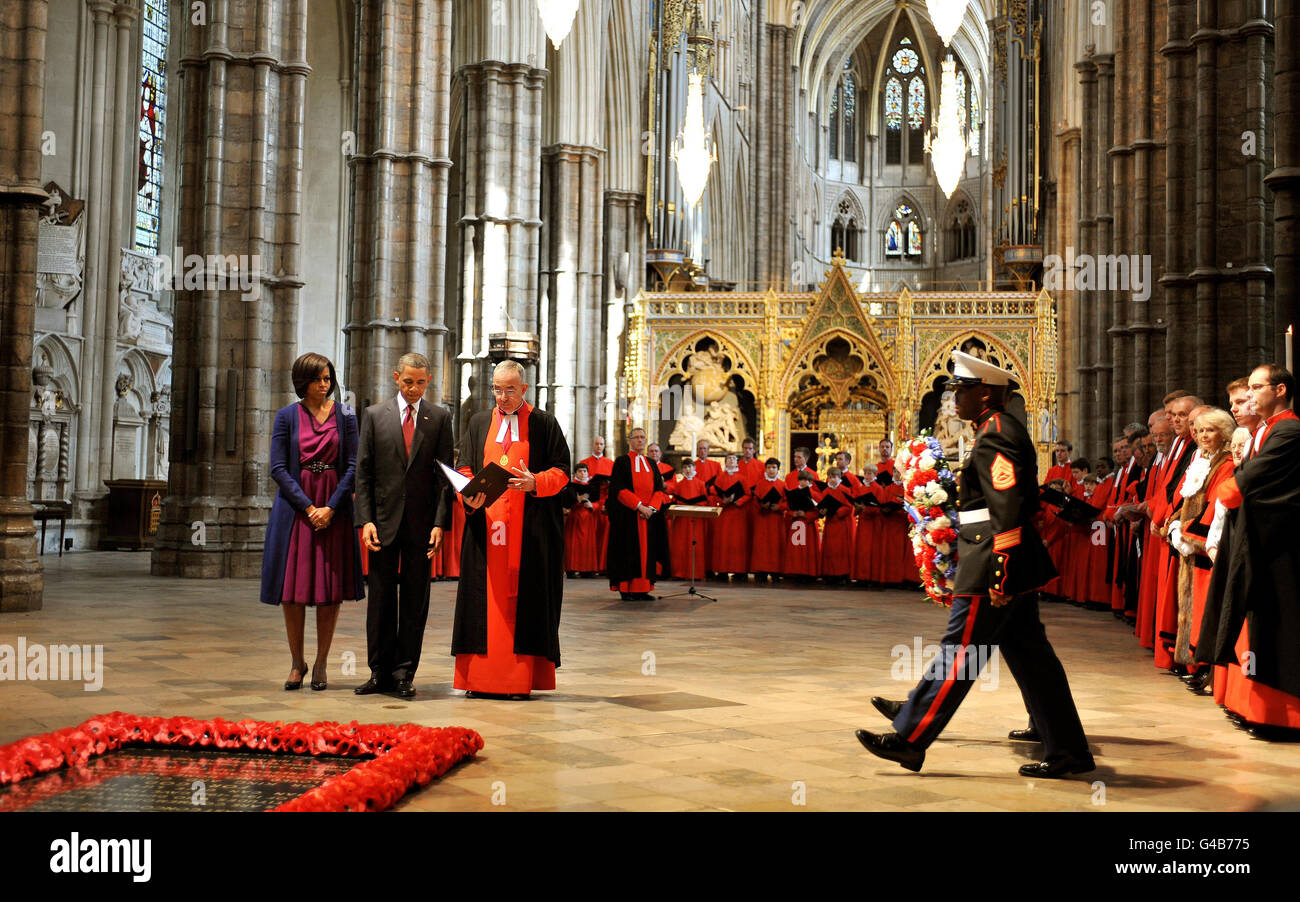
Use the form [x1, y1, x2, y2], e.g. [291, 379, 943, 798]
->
[666, 459, 709, 580]
[1045, 441, 1075, 486]
[1151, 393, 1202, 671]
[873, 465, 911, 586]
[782, 470, 822, 581]
[1134, 412, 1175, 648]
[851, 463, 881, 584]
[562, 462, 603, 577]
[647, 441, 676, 551]
[607, 427, 671, 600]
[875, 439, 896, 479]
[751, 458, 787, 583]
[737, 437, 765, 485]
[785, 446, 818, 488]
[818, 466, 856, 584]
[694, 439, 722, 575]
[835, 451, 862, 490]
[579, 436, 614, 574]
[711, 452, 752, 579]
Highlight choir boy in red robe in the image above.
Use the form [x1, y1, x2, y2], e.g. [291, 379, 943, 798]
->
[819, 466, 856, 584]
[607, 427, 671, 600]
[562, 462, 602, 577]
[783, 470, 822, 581]
[579, 436, 614, 574]
[738, 438, 764, 562]
[851, 463, 881, 584]
[648, 442, 676, 549]
[711, 452, 752, 580]
[667, 459, 709, 580]
[751, 458, 786, 582]
[693, 439, 722, 575]
[873, 467, 910, 585]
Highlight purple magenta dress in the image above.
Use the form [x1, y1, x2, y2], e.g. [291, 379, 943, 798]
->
[280, 404, 359, 605]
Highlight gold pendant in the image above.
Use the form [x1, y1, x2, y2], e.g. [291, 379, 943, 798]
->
[500, 454, 510, 466]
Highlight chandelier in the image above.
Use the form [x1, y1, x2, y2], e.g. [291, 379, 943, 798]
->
[928, 56, 968, 198]
[926, 0, 967, 46]
[536, 0, 581, 50]
[672, 70, 715, 208]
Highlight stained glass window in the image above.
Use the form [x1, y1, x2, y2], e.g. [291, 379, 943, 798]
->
[956, 70, 967, 131]
[885, 77, 903, 130]
[907, 220, 922, 256]
[907, 77, 926, 130]
[843, 73, 856, 163]
[135, 0, 168, 255]
[886, 221, 903, 256]
[892, 48, 919, 74]
[829, 84, 839, 160]
[895, 203, 913, 219]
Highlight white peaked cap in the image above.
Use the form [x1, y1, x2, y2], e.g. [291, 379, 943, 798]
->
[947, 349, 1015, 387]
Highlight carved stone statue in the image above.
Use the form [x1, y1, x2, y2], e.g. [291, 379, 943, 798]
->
[934, 390, 975, 460]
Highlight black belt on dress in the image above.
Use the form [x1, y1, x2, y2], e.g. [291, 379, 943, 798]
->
[303, 461, 335, 474]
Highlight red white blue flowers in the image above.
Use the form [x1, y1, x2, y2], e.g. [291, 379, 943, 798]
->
[901, 432, 960, 606]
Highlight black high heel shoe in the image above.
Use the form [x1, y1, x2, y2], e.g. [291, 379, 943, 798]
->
[284, 661, 308, 691]
[310, 664, 327, 692]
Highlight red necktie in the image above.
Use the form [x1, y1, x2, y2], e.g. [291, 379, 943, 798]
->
[403, 406, 415, 456]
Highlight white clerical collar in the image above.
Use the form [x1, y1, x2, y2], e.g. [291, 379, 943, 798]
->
[828, 479, 841, 488]
[764, 474, 779, 481]
[724, 465, 739, 474]
[631, 452, 648, 472]
[495, 408, 520, 444]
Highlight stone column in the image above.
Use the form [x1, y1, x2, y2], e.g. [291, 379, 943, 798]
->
[0, 0, 48, 611]
[540, 143, 603, 441]
[1160, 0, 1194, 399]
[1073, 56, 1097, 447]
[1264, 0, 1296, 361]
[753, 21, 794, 288]
[152, 0, 310, 578]
[603, 189, 645, 446]
[1094, 53, 1115, 452]
[455, 56, 547, 415]
[1129, 0, 1158, 419]
[346, 0, 454, 409]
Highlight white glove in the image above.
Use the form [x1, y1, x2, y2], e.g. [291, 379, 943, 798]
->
[1206, 500, 1228, 556]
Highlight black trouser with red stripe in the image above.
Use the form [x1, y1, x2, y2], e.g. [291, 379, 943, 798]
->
[892, 592, 1091, 760]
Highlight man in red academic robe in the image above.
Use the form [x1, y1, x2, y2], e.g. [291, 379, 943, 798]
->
[580, 435, 614, 574]
[607, 427, 672, 600]
[666, 459, 709, 580]
[711, 452, 752, 579]
[693, 439, 723, 575]
[819, 466, 856, 583]
[453, 360, 570, 699]
[562, 462, 602, 576]
[1131, 412, 1175, 646]
[783, 470, 821, 580]
[1112, 430, 1157, 620]
[1206, 364, 1300, 735]
[751, 458, 786, 582]
[1150, 393, 1201, 670]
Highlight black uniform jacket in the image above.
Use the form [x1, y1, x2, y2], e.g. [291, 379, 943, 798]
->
[954, 407, 1057, 597]
[451, 406, 570, 666]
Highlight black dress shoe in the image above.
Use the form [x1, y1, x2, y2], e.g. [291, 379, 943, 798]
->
[854, 729, 925, 772]
[354, 675, 392, 695]
[1182, 670, 1211, 694]
[870, 697, 903, 721]
[396, 680, 415, 698]
[1018, 754, 1096, 778]
[1008, 726, 1042, 742]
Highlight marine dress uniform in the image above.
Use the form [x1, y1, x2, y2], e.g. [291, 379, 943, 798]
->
[855, 351, 1094, 778]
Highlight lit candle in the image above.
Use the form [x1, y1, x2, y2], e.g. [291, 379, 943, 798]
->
[958, 434, 965, 461]
[1288, 325, 1294, 373]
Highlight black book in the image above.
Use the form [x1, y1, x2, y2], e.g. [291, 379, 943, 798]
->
[674, 494, 707, 506]
[758, 485, 782, 506]
[461, 462, 513, 508]
[718, 479, 746, 502]
[817, 494, 843, 517]
[570, 484, 594, 504]
[586, 473, 611, 492]
[856, 493, 881, 507]
[1040, 486, 1102, 524]
[786, 487, 816, 512]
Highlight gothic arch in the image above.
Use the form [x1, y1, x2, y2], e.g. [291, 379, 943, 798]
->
[914, 330, 1030, 405]
[653, 331, 760, 399]
[32, 334, 80, 406]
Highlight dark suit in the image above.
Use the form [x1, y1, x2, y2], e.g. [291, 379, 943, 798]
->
[355, 397, 454, 682]
[891, 407, 1091, 762]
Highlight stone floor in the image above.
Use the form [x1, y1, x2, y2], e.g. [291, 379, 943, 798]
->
[2, 552, 1298, 812]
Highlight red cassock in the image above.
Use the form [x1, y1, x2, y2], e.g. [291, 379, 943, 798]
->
[1135, 449, 1173, 648]
[851, 481, 883, 582]
[818, 483, 856, 578]
[1058, 483, 1089, 602]
[1103, 462, 1139, 611]
[751, 476, 786, 574]
[737, 457, 765, 564]
[667, 476, 709, 579]
[710, 470, 752, 574]
[1045, 463, 1077, 488]
[655, 460, 676, 548]
[440, 483, 466, 578]
[693, 457, 723, 572]
[613, 453, 671, 593]
[454, 405, 567, 694]
[875, 481, 911, 584]
[580, 454, 614, 573]
[563, 480, 603, 572]
[1151, 440, 1193, 667]
[1037, 505, 1066, 597]
[782, 486, 821, 577]
[1082, 477, 1117, 606]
